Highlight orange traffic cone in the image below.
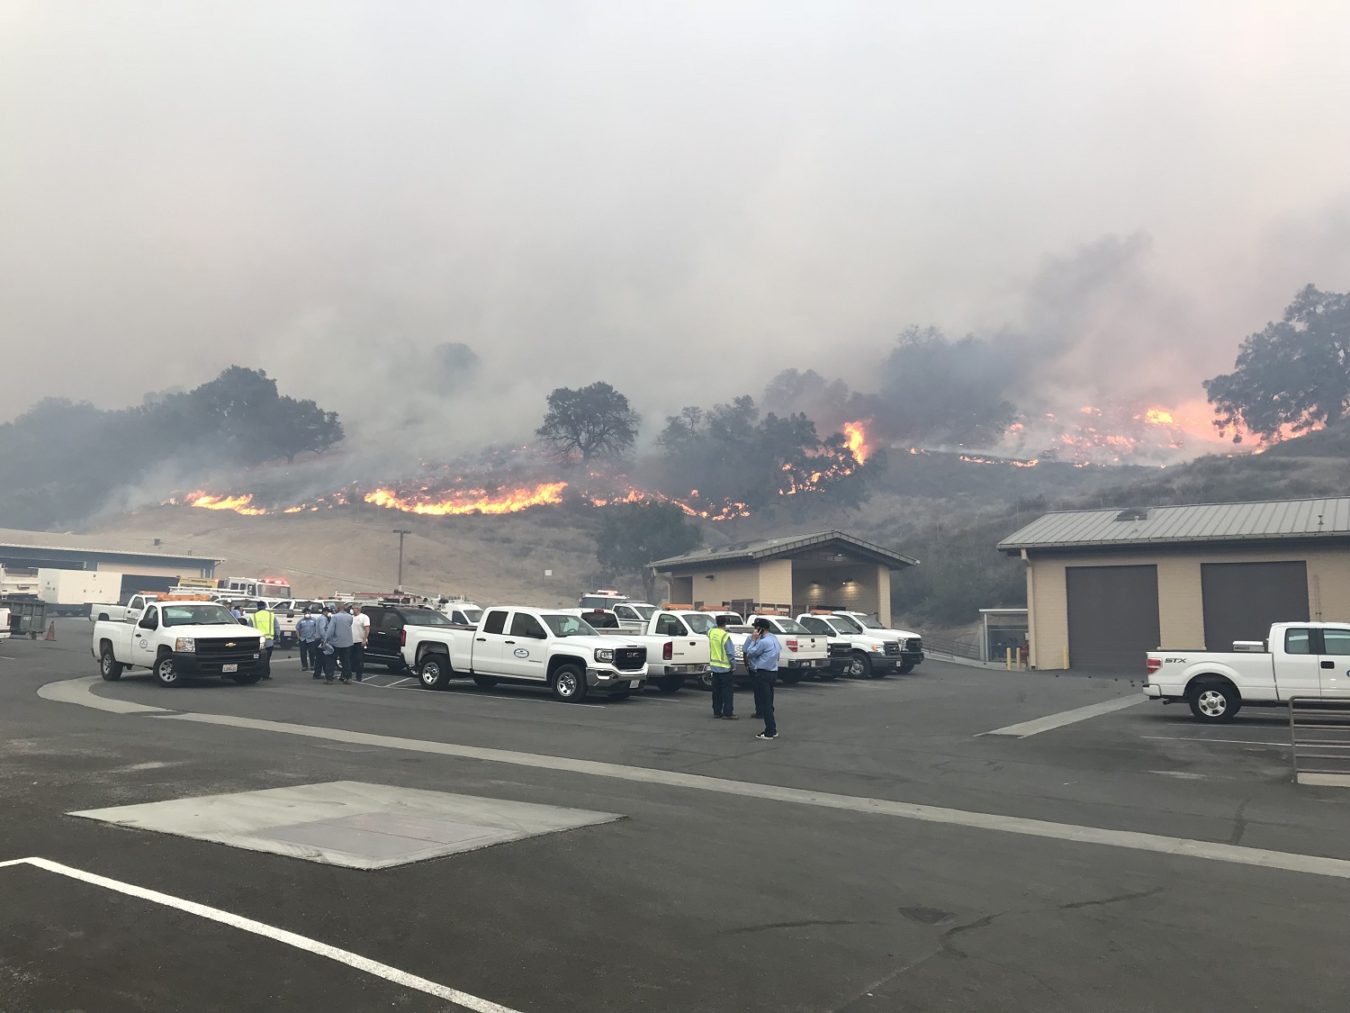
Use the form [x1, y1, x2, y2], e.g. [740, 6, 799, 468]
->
[44, 621, 56, 641]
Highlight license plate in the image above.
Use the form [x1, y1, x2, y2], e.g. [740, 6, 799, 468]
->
[223, 664, 238, 673]
[630, 680, 641, 689]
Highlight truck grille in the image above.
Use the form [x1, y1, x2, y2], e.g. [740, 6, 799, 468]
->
[827, 642, 851, 659]
[905, 638, 923, 653]
[883, 642, 901, 656]
[196, 637, 263, 662]
[614, 647, 645, 671]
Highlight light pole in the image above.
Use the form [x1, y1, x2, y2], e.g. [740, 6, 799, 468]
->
[392, 528, 412, 590]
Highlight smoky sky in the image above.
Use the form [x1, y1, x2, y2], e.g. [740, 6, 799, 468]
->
[3, 1, 1350, 454]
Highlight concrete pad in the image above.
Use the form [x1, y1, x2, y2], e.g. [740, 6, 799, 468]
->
[1297, 772, 1350, 787]
[69, 781, 623, 869]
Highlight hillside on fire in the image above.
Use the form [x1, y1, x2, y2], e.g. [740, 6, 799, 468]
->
[5, 283, 1349, 626]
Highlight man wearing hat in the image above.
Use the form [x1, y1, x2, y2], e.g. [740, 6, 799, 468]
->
[744, 617, 781, 740]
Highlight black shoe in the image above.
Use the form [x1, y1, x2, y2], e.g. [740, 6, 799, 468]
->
[751, 713, 762, 718]
[723, 714, 739, 720]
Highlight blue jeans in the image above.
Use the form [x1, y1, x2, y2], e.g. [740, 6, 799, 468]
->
[711, 670, 735, 716]
[752, 671, 777, 736]
[299, 640, 317, 670]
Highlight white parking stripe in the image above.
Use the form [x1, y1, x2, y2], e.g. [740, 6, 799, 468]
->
[1142, 735, 1288, 748]
[0, 857, 520, 1013]
[151, 709, 1350, 880]
[981, 696, 1144, 737]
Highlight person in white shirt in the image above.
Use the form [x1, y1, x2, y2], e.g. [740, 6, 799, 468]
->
[350, 604, 371, 682]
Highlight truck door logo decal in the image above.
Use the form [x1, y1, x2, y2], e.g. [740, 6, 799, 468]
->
[513, 648, 529, 658]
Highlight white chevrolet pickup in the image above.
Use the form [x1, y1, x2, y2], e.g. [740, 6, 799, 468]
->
[404, 606, 648, 702]
[1144, 622, 1350, 722]
[92, 600, 265, 687]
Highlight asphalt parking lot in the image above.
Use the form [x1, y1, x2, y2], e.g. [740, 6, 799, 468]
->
[5, 620, 1350, 1011]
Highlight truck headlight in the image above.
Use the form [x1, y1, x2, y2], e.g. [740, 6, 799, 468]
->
[174, 638, 196, 653]
[594, 648, 614, 663]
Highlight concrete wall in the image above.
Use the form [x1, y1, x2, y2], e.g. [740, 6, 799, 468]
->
[678, 563, 761, 610]
[757, 559, 793, 605]
[1025, 545, 1350, 670]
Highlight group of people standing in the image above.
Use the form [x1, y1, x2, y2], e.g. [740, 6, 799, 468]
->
[293, 603, 370, 683]
[707, 615, 780, 740]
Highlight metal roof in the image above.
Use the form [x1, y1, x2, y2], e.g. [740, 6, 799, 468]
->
[0, 527, 220, 564]
[999, 496, 1350, 552]
[651, 530, 918, 570]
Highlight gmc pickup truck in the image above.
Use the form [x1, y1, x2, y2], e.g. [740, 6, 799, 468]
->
[404, 606, 648, 702]
[92, 600, 265, 687]
[1145, 622, 1350, 722]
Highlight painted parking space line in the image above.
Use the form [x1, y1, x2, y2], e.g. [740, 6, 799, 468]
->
[981, 695, 1145, 738]
[1142, 735, 1289, 748]
[0, 856, 520, 1013]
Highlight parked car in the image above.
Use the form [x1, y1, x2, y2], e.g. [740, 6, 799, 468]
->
[91, 599, 264, 687]
[404, 606, 648, 702]
[359, 604, 460, 672]
[585, 608, 712, 692]
[1145, 621, 1350, 722]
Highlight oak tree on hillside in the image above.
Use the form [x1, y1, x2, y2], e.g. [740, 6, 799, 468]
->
[536, 382, 640, 462]
[1205, 285, 1350, 442]
[595, 501, 702, 602]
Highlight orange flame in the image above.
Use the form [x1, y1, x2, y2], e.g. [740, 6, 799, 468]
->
[186, 491, 268, 516]
[363, 482, 568, 516]
[842, 420, 869, 465]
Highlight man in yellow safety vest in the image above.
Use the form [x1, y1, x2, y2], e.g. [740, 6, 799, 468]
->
[250, 600, 276, 680]
[708, 614, 737, 720]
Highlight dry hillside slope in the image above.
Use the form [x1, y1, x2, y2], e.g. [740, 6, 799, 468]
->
[87, 505, 601, 605]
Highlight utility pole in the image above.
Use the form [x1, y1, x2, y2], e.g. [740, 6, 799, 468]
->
[392, 528, 412, 591]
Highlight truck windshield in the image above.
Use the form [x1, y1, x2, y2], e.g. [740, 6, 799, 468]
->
[680, 614, 716, 634]
[402, 609, 452, 626]
[460, 608, 483, 624]
[854, 615, 886, 630]
[632, 605, 657, 620]
[830, 614, 865, 633]
[161, 604, 240, 627]
[542, 614, 599, 637]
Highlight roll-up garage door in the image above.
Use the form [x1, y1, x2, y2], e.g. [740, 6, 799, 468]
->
[1201, 561, 1308, 651]
[1066, 565, 1161, 672]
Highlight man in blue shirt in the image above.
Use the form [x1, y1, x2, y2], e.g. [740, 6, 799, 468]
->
[296, 610, 319, 676]
[744, 617, 781, 740]
[326, 605, 357, 684]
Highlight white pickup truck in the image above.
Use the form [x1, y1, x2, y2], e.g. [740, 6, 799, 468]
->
[741, 614, 831, 685]
[572, 608, 712, 693]
[827, 611, 924, 674]
[1145, 622, 1350, 722]
[92, 600, 266, 687]
[90, 592, 162, 624]
[796, 612, 905, 678]
[404, 606, 649, 702]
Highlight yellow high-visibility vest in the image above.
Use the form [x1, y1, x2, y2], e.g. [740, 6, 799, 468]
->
[708, 626, 732, 669]
[251, 609, 276, 638]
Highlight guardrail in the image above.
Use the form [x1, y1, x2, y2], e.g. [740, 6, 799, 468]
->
[1289, 698, 1350, 785]
[923, 634, 980, 660]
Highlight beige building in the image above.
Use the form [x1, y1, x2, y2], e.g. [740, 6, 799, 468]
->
[999, 497, 1350, 672]
[650, 530, 917, 624]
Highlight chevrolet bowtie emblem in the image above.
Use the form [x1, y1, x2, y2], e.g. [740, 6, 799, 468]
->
[226, 641, 236, 647]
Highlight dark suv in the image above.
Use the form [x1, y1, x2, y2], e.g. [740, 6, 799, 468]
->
[360, 604, 456, 671]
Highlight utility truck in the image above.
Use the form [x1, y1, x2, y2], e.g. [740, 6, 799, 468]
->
[1145, 622, 1350, 722]
[405, 606, 648, 702]
[824, 611, 924, 674]
[92, 599, 265, 687]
